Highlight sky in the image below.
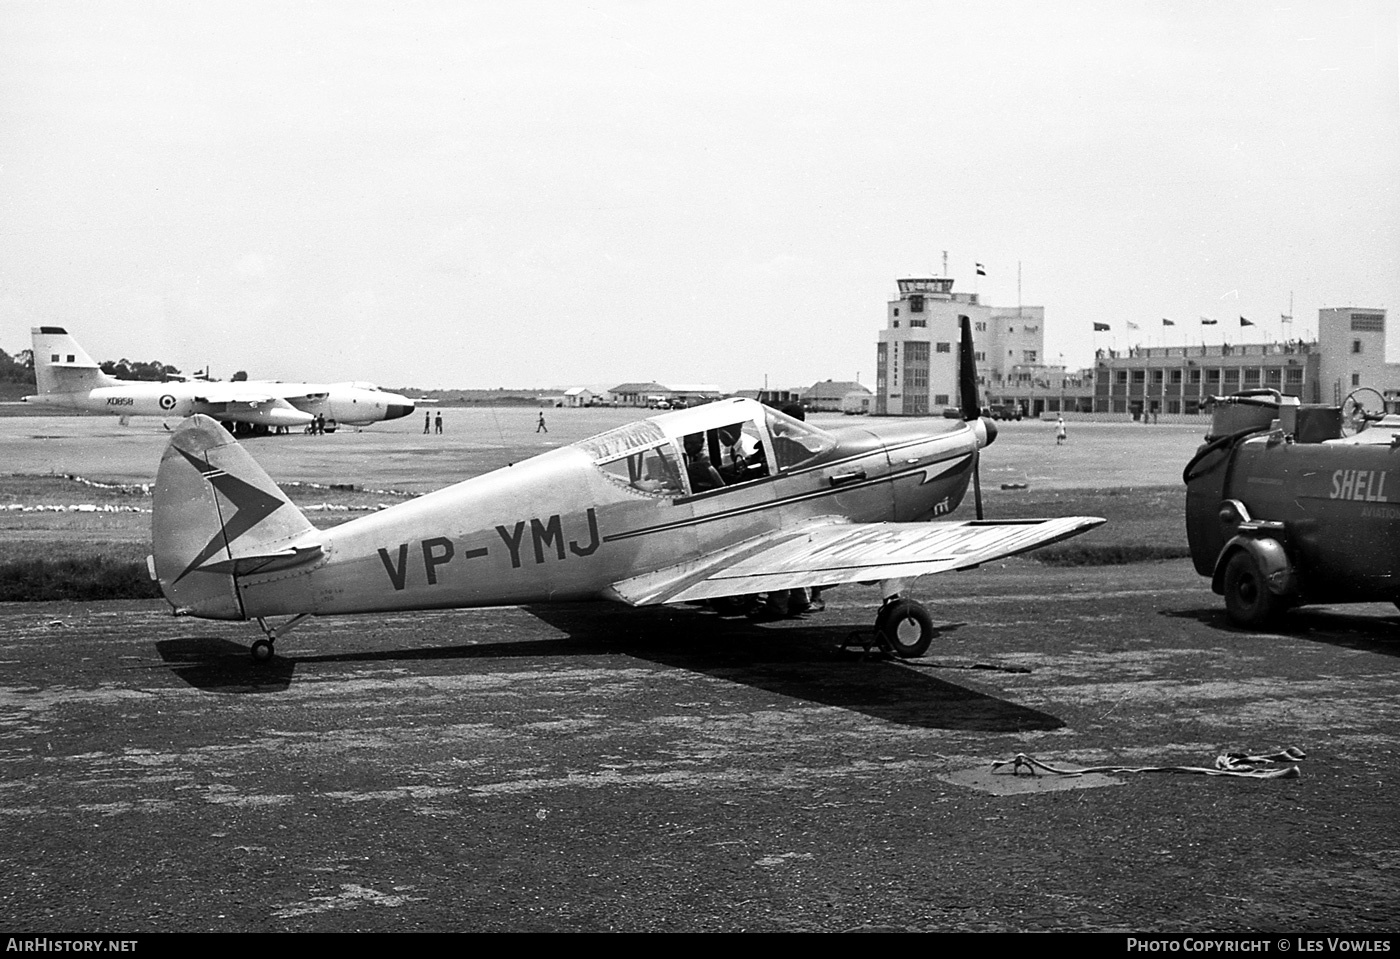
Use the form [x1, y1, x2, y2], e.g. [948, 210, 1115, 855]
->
[1, 0, 1397, 391]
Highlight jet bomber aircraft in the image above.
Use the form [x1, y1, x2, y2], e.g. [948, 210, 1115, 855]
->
[149, 316, 1103, 661]
[24, 326, 415, 435]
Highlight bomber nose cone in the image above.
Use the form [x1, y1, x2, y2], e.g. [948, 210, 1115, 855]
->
[385, 402, 415, 420]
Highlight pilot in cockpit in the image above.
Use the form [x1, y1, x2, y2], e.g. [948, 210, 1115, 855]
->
[716, 423, 767, 484]
[683, 433, 725, 492]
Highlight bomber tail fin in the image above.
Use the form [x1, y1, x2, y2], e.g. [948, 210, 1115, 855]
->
[150, 415, 321, 620]
[29, 326, 117, 396]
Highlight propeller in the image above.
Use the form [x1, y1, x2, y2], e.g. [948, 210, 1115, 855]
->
[958, 314, 996, 520]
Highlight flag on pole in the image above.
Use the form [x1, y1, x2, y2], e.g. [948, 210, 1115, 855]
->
[975, 263, 986, 276]
[1127, 322, 1139, 331]
[1200, 316, 1218, 325]
[1162, 318, 1175, 326]
[1280, 313, 1292, 324]
[1093, 322, 1110, 332]
[1240, 316, 1254, 327]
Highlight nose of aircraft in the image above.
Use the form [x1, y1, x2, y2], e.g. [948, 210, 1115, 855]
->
[385, 401, 415, 420]
[980, 417, 998, 448]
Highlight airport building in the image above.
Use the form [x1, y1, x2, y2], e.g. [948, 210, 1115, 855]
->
[606, 382, 723, 408]
[1092, 307, 1393, 417]
[874, 277, 1078, 416]
[873, 275, 1393, 418]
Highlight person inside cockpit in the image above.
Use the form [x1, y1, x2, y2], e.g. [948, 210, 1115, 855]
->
[715, 423, 767, 485]
[683, 432, 725, 493]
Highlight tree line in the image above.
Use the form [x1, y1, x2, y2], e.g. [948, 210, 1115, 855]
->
[0, 349, 223, 386]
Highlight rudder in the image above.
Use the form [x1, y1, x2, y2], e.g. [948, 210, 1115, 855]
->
[150, 415, 319, 620]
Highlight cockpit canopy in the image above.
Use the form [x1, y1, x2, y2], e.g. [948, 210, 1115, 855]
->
[573, 399, 836, 499]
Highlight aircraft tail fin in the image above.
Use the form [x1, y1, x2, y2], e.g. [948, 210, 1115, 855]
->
[30, 326, 117, 395]
[150, 415, 320, 620]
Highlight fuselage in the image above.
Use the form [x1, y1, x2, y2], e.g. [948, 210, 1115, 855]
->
[230, 410, 984, 619]
[26, 381, 207, 418]
[26, 380, 414, 427]
[287, 382, 416, 426]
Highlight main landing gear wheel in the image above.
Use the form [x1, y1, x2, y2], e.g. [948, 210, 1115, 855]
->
[875, 599, 935, 658]
[1222, 550, 1283, 629]
[251, 638, 275, 663]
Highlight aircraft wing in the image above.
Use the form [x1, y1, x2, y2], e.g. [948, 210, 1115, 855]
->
[243, 381, 330, 405]
[189, 387, 315, 427]
[193, 383, 330, 405]
[605, 516, 1105, 607]
[192, 385, 282, 406]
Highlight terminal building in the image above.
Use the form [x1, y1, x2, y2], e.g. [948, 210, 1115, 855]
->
[873, 276, 1393, 418]
[1093, 307, 1393, 417]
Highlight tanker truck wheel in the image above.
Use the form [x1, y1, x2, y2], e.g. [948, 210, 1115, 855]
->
[1222, 551, 1283, 629]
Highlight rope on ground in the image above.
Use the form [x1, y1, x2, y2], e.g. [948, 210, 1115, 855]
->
[991, 746, 1305, 780]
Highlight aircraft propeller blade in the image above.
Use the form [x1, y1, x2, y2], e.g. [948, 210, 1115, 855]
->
[958, 314, 981, 422]
[972, 449, 983, 520]
[959, 314, 986, 520]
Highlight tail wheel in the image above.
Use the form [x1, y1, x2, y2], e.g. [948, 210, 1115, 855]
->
[1222, 550, 1284, 628]
[875, 599, 935, 658]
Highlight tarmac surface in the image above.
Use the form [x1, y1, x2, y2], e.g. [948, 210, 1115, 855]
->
[0, 410, 1207, 491]
[3, 560, 1398, 932]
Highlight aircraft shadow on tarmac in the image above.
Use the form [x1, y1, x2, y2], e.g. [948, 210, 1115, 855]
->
[154, 604, 1064, 733]
[1161, 606, 1400, 657]
[520, 603, 1064, 733]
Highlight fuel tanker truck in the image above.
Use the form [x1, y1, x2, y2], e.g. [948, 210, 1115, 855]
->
[1183, 387, 1400, 627]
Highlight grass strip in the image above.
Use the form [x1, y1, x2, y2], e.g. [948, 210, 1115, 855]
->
[0, 557, 162, 602]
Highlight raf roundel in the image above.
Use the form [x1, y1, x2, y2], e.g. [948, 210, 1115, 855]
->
[159, 394, 177, 411]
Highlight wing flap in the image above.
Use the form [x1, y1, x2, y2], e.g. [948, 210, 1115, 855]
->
[608, 517, 1104, 606]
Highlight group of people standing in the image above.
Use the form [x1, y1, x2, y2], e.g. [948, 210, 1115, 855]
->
[419, 410, 549, 435]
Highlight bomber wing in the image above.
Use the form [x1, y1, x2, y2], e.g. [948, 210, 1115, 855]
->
[190, 386, 313, 426]
[605, 516, 1105, 607]
[242, 382, 331, 406]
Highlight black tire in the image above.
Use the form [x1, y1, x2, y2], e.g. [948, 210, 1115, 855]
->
[251, 639, 274, 663]
[1222, 550, 1283, 628]
[876, 600, 935, 658]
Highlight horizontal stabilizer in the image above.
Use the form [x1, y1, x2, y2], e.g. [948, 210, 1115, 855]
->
[195, 543, 324, 577]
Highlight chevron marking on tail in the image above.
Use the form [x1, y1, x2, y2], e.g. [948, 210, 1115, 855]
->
[173, 446, 291, 583]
